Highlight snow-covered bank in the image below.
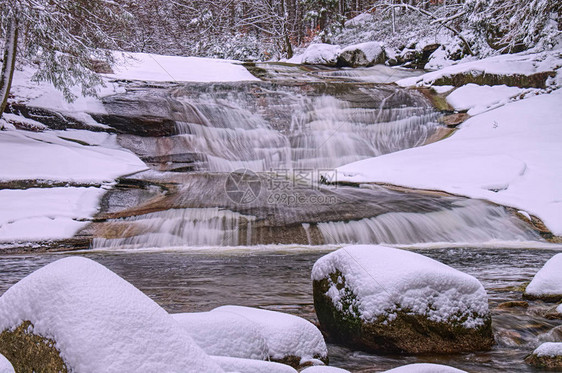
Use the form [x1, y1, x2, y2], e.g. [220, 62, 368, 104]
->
[108, 52, 259, 83]
[334, 51, 562, 236]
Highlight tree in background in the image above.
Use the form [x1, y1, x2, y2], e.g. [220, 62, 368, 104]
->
[465, 0, 561, 53]
[0, 0, 130, 116]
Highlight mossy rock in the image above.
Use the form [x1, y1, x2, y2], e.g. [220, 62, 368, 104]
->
[313, 272, 494, 354]
[525, 353, 562, 369]
[0, 321, 68, 373]
[432, 71, 556, 89]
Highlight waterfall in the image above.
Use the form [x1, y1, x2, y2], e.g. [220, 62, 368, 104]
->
[160, 89, 440, 172]
[93, 208, 256, 249]
[317, 199, 539, 245]
[92, 79, 542, 249]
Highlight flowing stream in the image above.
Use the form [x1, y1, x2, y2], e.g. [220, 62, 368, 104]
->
[0, 247, 560, 372]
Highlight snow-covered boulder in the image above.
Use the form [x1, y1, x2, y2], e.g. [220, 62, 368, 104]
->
[172, 311, 269, 360]
[212, 355, 297, 373]
[383, 363, 467, 372]
[301, 365, 351, 372]
[311, 245, 494, 354]
[0, 354, 14, 373]
[337, 42, 385, 68]
[302, 44, 341, 66]
[0, 257, 223, 373]
[213, 305, 328, 367]
[525, 342, 562, 368]
[524, 254, 562, 302]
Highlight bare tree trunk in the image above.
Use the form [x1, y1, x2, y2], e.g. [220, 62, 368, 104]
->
[0, 14, 18, 118]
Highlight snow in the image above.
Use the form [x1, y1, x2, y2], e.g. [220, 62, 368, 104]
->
[340, 42, 384, 64]
[397, 49, 561, 88]
[212, 306, 327, 363]
[431, 85, 455, 94]
[212, 356, 297, 373]
[301, 366, 350, 373]
[0, 187, 104, 241]
[2, 113, 47, 131]
[446, 84, 526, 115]
[334, 88, 562, 235]
[301, 44, 341, 65]
[108, 52, 258, 83]
[557, 303, 562, 314]
[311, 245, 489, 327]
[525, 253, 562, 298]
[0, 128, 146, 184]
[0, 257, 223, 372]
[383, 363, 467, 373]
[172, 311, 269, 360]
[0, 355, 14, 373]
[532, 342, 562, 357]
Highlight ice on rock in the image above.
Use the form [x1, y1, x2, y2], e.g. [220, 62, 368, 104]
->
[212, 355, 297, 373]
[312, 245, 489, 326]
[212, 305, 328, 364]
[302, 44, 341, 66]
[0, 257, 223, 373]
[383, 363, 467, 373]
[172, 311, 269, 360]
[0, 355, 14, 373]
[525, 253, 562, 301]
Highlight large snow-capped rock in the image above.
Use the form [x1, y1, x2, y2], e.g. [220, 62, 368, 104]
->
[0, 354, 14, 373]
[213, 305, 328, 366]
[172, 311, 269, 360]
[525, 342, 562, 368]
[524, 253, 562, 302]
[212, 355, 297, 373]
[0, 257, 223, 373]
[302, 44, 341, 66]
[337, 42, 385, 67]
[311, 245, 493, 354]
[383, 363, 467, 372]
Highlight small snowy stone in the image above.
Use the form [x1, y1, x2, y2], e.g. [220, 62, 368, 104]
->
[301, 366, 351, 373]
[525, 254, 562, 302]
[172, 311, 269, 360]
[212, 306, 327, 365]
[212, 355, 297, 373]
[302, 44, 341, 66]
[526, 342, 562, 368]
[312, 245, 493, 353]
[0, 355, 14, 373]
[338, 42, 385, 67]
[0, 257, 223, 373]
[383, 363, 467, 372]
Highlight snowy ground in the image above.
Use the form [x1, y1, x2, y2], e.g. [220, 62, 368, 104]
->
[334, 50, 562, 236]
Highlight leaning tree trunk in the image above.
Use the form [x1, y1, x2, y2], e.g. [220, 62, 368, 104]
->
[0, 14, 18, 118]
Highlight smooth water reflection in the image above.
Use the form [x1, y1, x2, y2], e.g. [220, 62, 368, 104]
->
[0, 247, 561, 372]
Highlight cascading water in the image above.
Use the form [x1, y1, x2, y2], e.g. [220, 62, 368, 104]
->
[90, 69, 542, 249]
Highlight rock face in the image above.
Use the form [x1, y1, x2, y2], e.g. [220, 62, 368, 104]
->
[312, 245, 494, 354]
[524, 253, 562, 302]
[525, 342, 562, 368]
[302, 44, 341, 66]
[337, 42, 385, 67]
[0, 257, 223, 373]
